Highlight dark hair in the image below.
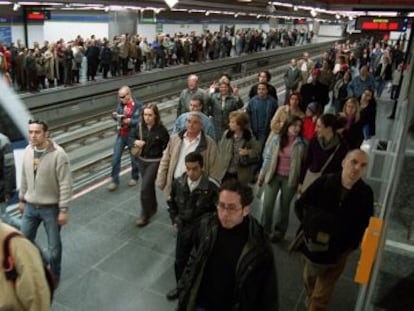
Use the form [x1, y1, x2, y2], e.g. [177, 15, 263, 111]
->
[221, 72, 232, 81]
[190, 95, 204, 109]
[257, 82, 269, 90]
[318, 113, 339, 131]
[142, 103, 161, 125]
[219, 179, 253, 207]
[28, 119, 48, 131]
[287, 92, 302, 105]
[259, 70, 271, 82]
[185, 151, 203, 167]
[279, 115, 303, 149]
[228, 111, 249, 129]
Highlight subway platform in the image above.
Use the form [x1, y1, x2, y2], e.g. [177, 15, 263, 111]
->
[30, 91, 411, 311]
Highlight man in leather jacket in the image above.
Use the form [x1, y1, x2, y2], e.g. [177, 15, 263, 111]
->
[166, 152, 219, 301]
[176, 180, 279, 311]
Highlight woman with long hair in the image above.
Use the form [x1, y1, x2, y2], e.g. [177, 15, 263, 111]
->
[130, 103, 169, 227]
[359, 88, 377, 140]
[339, 97, 364, 149]
[217, 111, 261, 184]
[299, 114, 348, 193]
[258, 115, 307, 242]
[270, 92, 305, 135]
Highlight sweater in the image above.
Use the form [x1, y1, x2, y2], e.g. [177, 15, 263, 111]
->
[19, 140, 72, 208]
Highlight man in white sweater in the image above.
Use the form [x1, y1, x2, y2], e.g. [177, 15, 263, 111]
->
[18, 119, 72, 285]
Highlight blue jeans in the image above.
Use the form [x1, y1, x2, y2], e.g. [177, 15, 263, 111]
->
[20, 204, 62, 278]
[0, 201, 21, 229]
[111, 135, 139, 184]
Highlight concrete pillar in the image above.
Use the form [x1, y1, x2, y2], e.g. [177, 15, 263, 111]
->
[108, 11, 137, 40]
[269, 17, 278, 29]
[312, 20, 320, 35]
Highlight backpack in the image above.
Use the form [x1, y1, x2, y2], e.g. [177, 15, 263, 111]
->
[2, 232, 56, 302]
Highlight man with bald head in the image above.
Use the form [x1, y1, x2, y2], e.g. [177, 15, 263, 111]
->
[177, 74, 208, 117]
[295, 149, 374, 310]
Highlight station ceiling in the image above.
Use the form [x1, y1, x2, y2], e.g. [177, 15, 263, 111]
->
[6, 1, 414, 21]
[10, 0, 414, 11]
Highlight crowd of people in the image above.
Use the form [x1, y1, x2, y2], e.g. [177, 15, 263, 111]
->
[0, 35, 404, 310]
[0, 27, 315, 93]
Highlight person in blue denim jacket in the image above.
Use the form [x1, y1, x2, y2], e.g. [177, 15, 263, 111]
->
[107, 86, 142, 191]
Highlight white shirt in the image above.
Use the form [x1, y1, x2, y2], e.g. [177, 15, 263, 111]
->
[187, 176, 202, 192]
[301, 61, 308, 72]
[173, 132, 201, 179]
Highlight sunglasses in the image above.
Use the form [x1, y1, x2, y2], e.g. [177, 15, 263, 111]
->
[29, 119, 49, 131]
[119, 94, 129, 99]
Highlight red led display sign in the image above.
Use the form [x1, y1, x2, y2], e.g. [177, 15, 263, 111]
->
[27, 12, 45, 20]
[361, 21, 399, 30]
[356, 16, 409, 31]
[26, 10, 50, 21]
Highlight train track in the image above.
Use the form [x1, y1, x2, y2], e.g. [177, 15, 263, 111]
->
[59, 68, 287, 190]
[23, 41, 337, 191]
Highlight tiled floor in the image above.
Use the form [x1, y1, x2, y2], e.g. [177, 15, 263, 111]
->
[46, 175, 363, 311]
[30, 92, 410, 310]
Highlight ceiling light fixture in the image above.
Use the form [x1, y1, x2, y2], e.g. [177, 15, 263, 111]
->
[164, 0, 178, 9]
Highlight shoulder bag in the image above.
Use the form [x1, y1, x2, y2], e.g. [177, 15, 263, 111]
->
[131, 123, 143, 157]
[301, 144, 340, 192]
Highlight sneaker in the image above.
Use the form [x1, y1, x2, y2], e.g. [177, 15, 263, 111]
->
[107, 182, 118, 191]
[136, 218, 149, 227]
[128, 179, 138, 187]
[166, 288, 179, 301]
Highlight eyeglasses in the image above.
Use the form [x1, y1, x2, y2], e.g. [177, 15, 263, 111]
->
[217, 202, 243, 214]
[29, 119, 48, 131]
[119, 94, 128, 99]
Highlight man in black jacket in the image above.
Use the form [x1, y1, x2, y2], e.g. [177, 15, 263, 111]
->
[295, 149, 373, 310]
[166, 152, 219, 301]
[177, 180, 279, 311]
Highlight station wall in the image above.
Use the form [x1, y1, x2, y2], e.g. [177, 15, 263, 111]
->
[1, 10, 304, 47]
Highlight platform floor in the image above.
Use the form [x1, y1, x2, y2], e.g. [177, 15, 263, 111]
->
[36, 88, 412, 311]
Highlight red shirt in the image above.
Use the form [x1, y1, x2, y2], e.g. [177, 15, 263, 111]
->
[302, 116, 317, 142]
[119, 101, 134, 137]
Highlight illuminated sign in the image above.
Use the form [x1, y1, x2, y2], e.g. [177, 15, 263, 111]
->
[26, 10, 51, 21]
[356, 16, 410, 31]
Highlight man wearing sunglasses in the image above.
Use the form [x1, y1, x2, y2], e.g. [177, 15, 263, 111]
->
[107, 85, 142, 191]
[18, 119, 72, 285]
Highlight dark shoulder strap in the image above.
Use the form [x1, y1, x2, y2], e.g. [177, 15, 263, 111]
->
[2, 231, 22, 282]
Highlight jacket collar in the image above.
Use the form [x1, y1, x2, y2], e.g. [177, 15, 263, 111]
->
[225, 128, 253, 140]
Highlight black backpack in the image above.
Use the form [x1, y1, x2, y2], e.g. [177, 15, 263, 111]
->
[2, 231, 56, 302]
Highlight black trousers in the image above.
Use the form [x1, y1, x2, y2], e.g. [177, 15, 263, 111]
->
[175, 225, 195, 282]
[137, 159, 159, 219]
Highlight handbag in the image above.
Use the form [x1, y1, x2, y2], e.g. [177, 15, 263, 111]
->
[301, 144, 340, 192]
[131, 123, 143, 157]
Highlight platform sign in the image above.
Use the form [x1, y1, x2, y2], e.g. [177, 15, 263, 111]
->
[140, 10, 156, 24]
[0, 26, 11, 44]
[25, 9, 51, 21]
[356, 16, 410, 31]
